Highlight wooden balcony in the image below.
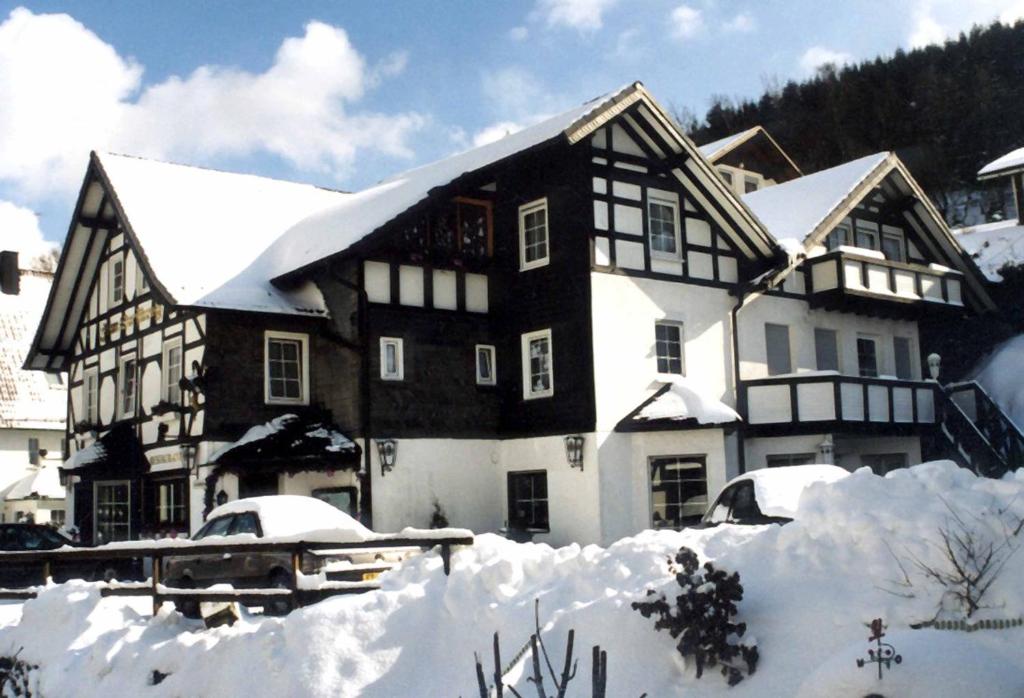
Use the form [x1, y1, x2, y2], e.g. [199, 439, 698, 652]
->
[804, 250, 965, 318]
[740, 372, 937, 435]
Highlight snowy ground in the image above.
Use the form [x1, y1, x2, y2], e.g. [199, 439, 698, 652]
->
[2, 462, 1024, 696]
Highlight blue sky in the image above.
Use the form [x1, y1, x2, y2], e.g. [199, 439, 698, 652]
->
[2, 0, 1023, 252]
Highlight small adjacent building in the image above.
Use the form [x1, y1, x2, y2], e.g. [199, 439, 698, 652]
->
[26, 82, 1000, 546]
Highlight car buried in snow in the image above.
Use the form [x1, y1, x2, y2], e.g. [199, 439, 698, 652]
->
[696, 465, 849, 528]
[162, 495, 405, 615]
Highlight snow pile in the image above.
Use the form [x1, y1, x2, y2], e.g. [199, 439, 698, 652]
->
[954, 219, 1024, 281]
[635, 377, 740, 425]
[971, 333, 1024, 430]
[3, 463, 64, 501]
[1, 462, 1024, 696]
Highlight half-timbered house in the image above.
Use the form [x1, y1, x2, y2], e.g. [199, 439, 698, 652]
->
[27, 82, 1004, 546]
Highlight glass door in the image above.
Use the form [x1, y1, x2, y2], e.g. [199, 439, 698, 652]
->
[94, 481, 131, 543]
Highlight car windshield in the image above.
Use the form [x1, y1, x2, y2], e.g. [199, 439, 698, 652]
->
[193, 516, 234, 540]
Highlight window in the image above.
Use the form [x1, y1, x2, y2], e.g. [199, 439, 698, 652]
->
[743, 176, 759, 194]
[655, 322, 684, 375]
[894, 337, 913, 379]
[519, 199, 549, 270]
[521, 329, 553, 399]
[84, 368, 99, 422]
[765, 323, 792, 376]
[650, 456, 707, 529]
[109, 257, 124, 305]
[118, 357, 137, 418]
[507, 471, 548, 531]
[264, 331, 309, 404]
[475, 344, 496, 385]
[648, 194, 681, 258]
[163, 339, 183, 405]
[312, 487, 358, 518]
[50, 510, 65, 527]
[814, 328, 839, 372]
[28, 438, 40, 466]
[718, 169, 733, 186]
[380, 337, 405, 381]
[855, 223, 879, 251]
[825, 223, 851, 250]
[766, 453, 816, 467]
[155, 479, 187, 527]
[861, 453, 907, 476]
[857, 336, 878, 377]
[882, 231, 905, 262]
[94, 481, 131, 544]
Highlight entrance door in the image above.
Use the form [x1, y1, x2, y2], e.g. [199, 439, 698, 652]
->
[238, 472, 279, 499]
[94, 481, 131, 544]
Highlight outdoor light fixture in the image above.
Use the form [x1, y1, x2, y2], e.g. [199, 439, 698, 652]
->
[817, 435, 835, 465]
[179, 443, 198, 477]
[375, 438, 398, 476]
[927, 353, 941, 381]
[564, 435, 585, 470]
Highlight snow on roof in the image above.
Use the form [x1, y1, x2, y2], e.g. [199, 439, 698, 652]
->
[953, 218, 1024, 281]
[206, 495, 372, 541]
[971, 334, 1024, 432]
[697, 127, 759, 160]
[96, 152, 350, 315]
[4, 464, 65, 501]
[0, 271, 66, 430]
[978, 146, 1024, 178]
[742, 152, 889, 243]
[210, 413, 357, 463]
[732, 464, 849, 519]
[633, 378, 740, 425]
[260, 85, 636, 280]
[61, 439, 107, 471]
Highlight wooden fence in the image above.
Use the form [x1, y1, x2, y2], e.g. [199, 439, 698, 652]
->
[0, 534, 473, 614]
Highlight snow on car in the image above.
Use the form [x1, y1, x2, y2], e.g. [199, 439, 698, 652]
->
[699, 464, 849, 526]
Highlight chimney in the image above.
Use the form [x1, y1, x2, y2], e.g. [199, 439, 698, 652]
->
[0, 251, 19, 295]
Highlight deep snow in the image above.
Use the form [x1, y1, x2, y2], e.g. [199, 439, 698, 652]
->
[1, 462, 1023, 696]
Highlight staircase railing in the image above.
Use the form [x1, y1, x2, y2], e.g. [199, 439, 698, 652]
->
[935, 381, 1024, 478]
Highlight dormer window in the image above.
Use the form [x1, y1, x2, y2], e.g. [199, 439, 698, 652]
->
[744, 176, 759, 194]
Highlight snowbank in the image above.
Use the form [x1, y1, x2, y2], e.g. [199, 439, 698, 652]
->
[1, 462, 1023, 696]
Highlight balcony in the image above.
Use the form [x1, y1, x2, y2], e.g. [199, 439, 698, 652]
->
[740, 372, 937, 435]
[804, 250, 965, 318]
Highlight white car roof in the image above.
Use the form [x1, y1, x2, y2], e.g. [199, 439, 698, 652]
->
[726, 465, 849, 519]
[206, 495, 372, 542]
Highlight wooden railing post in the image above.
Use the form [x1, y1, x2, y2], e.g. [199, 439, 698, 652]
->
[152, 554, 162, 615]
[441, 543, 452, 576]
[42, 560, 51, 584]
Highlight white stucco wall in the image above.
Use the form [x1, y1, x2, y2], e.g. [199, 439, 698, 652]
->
[744, 434, 922, 472]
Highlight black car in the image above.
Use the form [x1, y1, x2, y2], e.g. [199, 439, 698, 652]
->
[0, 524, 138, 588]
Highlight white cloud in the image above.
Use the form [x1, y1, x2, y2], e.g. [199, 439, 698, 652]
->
[907, 0, 1024, 48]
[723, 12, 756, 33]
[0, 201, 56, 261]
[472, 121, 526, 147]
[0, 8, 425, 199]
[481, 67, 555, 120]
[670, 5, 705, 40]
[532, 0, 618, 32]
[509, 26, 529, 41]
[799, 46, 853, 75]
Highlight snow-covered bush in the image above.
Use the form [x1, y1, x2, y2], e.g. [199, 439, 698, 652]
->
[632, 546, 758, 687]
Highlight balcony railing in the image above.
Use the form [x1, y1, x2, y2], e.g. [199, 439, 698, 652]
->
[740, 372, 937, 431]
[804, 250, 964, 315]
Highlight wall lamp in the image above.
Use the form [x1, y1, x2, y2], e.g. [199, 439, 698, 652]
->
[376, 438, 398, 476]
[179, 442, 199, 477]
[564, 435, 585, 471]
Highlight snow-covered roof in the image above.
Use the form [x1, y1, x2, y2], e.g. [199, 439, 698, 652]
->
[625, 378, 740, 427]
[978, 146, 1024, 179]
[742, 152, 889, 243]
[210, 413, 357, 464]
[96, 152, 349, 315]
[61, 439, 107, 471]
[953, 219, 1024, 281]
[261, 85, 638, 281]
[731, 464, 849, 519]
[206, 495, 371, 542]
[0, 270, 66, 430]
[3, 463, 65, 501]
[697, 127, 759, 160]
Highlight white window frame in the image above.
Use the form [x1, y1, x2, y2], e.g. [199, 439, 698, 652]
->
[854, 221, 880, 251]
[475, 344, 496, 386]
[162, 337, 184, 405]
[109, 256, 124, 306]
[521, 329, 554, 400]
[647, 191, 682, 260]
[380, 337, 405, 381]
[264, 330, 310, 405]
[84, 367, 99, 423]
[654, 320, 685, 376]
[518, 198, 550, 271]
[118, 355, 137, 419]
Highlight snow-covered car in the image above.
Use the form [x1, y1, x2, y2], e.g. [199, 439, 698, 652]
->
[163, 495, 377, 614]
[0, 524, 140, 587]
[697, 465, 848, 527]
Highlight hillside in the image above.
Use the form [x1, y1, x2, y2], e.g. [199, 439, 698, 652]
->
[688, 21, 1024, 226]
